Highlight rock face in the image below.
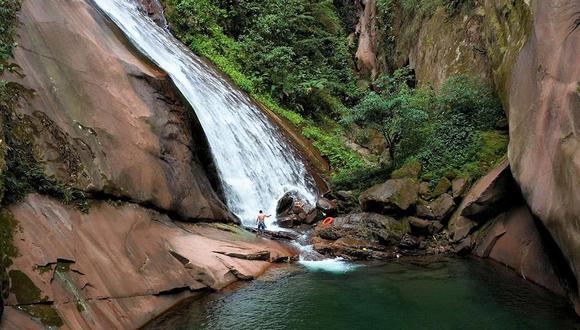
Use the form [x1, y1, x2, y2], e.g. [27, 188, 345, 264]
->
[312, 212, 408, 259]
[354, 0, 385, 79]
[473, 205, 567, 296]
[10, 0, 235, 223]
[0, 0, 301, 327]
[3, 195, 295, 329]
[507, 0, 580, 312]
[359, 178, 418, 214]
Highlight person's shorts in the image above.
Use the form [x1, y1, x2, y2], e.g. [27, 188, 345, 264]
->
[258, 222, 266, 231]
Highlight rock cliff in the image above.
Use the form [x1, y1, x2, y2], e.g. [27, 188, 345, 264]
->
[348, 0, 580, 311]
[507, 0, 580, 312]
[0, 0, 297, 327]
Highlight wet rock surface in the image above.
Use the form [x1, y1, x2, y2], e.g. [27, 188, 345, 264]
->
[4, 194, 297, 329]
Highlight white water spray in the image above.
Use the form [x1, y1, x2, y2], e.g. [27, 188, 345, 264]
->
[92, 0, 356, 273]
[91, 0, 316, 226]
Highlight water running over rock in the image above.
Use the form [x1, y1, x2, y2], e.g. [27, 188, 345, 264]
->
[91, 0, 317, 226]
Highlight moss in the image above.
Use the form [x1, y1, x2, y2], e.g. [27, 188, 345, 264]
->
[482, 0, 532, 107]
[18, 304, 64, 327]
[9, 270, 47, 304]
[460, 130, 508, 178]
[34, 265, 53, 275]
[391, 160, 422, 179]
[0, 209, 18, 298]
[0, 82, 90, 212]
[431, 177, 451, 197]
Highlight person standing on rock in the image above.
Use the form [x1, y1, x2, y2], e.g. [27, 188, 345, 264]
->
[256, 210, 270, 234]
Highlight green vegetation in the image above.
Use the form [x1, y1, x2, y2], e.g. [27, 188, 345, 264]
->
[18, 305, 64, 327]
[0, 210, 17, 299]
[162, 0, 366, 173]
[0, 0, 89, 211]
[162, 0, 508, 192]
[342, 68, 507, 187]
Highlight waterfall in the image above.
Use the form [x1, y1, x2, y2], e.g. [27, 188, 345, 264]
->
[91, 0, 317, 226]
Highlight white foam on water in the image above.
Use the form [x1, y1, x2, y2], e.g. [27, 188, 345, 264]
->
[299, 258, 359, 274]
[92, 0, 358, 273]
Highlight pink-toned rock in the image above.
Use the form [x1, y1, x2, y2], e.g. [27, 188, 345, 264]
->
[449, 160, 514, 226]
[507, 0, 580, 313]
[4, 194, 296, 328]
[473, 205, 566, 296]
[10, 0, 234, 223]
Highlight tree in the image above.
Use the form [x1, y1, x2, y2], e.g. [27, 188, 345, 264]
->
[343, 87, 427, 163]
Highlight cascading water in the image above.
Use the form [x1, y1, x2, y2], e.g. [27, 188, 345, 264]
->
[91, 0, 317, 227]
[92, 0, 353, 272]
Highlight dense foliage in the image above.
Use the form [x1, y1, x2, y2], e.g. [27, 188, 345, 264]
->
[164, 0, 359, 116]
[344, 69, 506, 186]
[163, 0, 365, 172]
[162, 0, 507, 192]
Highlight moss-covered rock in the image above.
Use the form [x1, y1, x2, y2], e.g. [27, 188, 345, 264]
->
[8, 270, 47, 304]
[359, 178, 418, 214]
[18, 304, 64, 327]
[391, 160, 422, 179]
[431, 177, 452, 198]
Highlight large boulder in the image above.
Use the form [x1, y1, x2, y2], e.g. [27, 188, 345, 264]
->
[359, 178, 418, 214]
[314, 213, 409, 248]
[448, 160, 515, 230]
[276, 190, 312, 217]
[507, 0, 580, 313]
[429, 193, 456, 221]
[472, 205, 567, 297]
[448, 216, 477, 243]
[451, 177, 469, 198]
[316, 197, 338, 216]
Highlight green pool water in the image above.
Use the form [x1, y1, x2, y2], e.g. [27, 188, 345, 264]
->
[146, 257, 580, 330]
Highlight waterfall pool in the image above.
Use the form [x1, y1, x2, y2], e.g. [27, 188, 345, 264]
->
[145, 257, 579, 329]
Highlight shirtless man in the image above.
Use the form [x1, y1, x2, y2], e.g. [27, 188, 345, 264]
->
[256, 210, 270, 234]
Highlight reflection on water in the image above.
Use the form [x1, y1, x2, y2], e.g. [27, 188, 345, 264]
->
[145, 257, 580, 330]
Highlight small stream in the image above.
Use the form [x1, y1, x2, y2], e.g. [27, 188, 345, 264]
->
[145, 257, 579, 330]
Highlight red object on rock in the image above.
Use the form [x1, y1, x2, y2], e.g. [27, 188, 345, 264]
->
[322, 217, 334, 225]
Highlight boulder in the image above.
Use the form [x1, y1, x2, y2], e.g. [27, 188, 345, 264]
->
[416, 199, 435, 219]
[419, 182, 431, 199]
[452, 177, 469, 198]
[454, 238, 473, 256]
[391, 160, 422, 179]
[314, 213, 408, 247]
[472, 205, 566, 296]
[408, 217, 431, 235]
[431, 177, 452, 198]
[448, 160, 515, 232]
[316, 197, 338, 216]
[448, 216, 477, 243]
[430, 194, 456, 221]
[304, 209, 319, 225]
[276, 190, 312, 217]
[399, 234, 420, 250]
[359, 178, 418, 214]
[429, 221, 444, 234]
